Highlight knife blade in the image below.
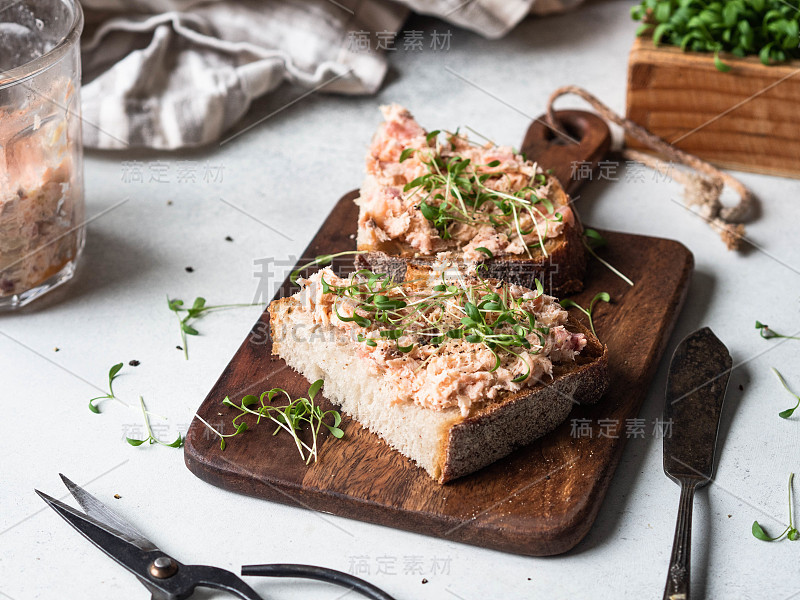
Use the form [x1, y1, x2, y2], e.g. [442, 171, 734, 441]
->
[664, 327, 732, 482]
[662, 327, 731, 600]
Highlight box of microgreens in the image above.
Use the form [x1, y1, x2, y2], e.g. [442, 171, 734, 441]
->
[626, 0, 800, 179]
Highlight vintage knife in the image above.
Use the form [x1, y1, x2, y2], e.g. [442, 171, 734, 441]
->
[662, 327, 732, 600]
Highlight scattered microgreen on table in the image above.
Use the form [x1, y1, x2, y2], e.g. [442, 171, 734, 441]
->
[197, 380, 343, 463]
[88, 363, 181, 447]
[87, 363, 162, 418]
[772, 368, 800, 419]
[168, 296, 261, 359]
[632, 0, 800, 71]
[560, 292, 611, 338]
[755, 320, 800, 340]
[583, 228, 635, 287]
[126, 396, 183, 448]
[752, 473, 798, 542]
[88, 362, 124, 413]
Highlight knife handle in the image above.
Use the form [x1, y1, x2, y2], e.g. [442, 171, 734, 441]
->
[663, 479, 698, 600]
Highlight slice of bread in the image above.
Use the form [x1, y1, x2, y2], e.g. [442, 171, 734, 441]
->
[268, 267, 608, 483]
[355, 105, 587, 297]
[356, 178, 586, 298]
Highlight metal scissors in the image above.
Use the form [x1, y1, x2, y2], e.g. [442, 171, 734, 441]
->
[36, 474, 396, 600]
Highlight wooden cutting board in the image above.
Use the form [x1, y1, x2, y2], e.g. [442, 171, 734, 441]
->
[184, 112, 693, 556]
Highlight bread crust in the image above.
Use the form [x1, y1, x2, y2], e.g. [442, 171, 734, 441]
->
[440, 317, 608, 482]
[355, 178, 587, 297]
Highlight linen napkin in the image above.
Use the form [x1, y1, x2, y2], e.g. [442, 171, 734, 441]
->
[80, 0, 584, 149]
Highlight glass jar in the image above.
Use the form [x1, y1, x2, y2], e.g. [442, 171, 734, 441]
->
[0, 0, 84, 309]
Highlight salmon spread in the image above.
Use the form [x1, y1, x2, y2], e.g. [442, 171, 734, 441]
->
[297, 266, 587, 416]
[1, 81, 83, 298]
[356, 104, 573, 262]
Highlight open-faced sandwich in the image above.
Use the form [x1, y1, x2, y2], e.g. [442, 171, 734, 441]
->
[268, 264, 608, 483]
[354, 105, 586, 297]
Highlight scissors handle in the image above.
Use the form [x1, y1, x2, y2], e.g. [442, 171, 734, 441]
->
[183, 566, 264, 600]
[242, 564, 396, 600]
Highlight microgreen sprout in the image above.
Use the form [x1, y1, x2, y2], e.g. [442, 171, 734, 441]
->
[87, 363, 166, 425]
[463, 125, 497, 146]
[583, 228, 634, 287]
[399, 148, 416, 162]
[752, 473, 798, 542]
[194, 415, 248, 451]
[125, 396, 183, 449]
[755, 321, 800, 341]
[772, 368, 800, 419]
[290, 251, 367, 286]
[632, 0, 800, 71]
[88, 363, 124, 413]
[200, 380, 343, 462]
[402, 132, 560, 258]
[168, 296, 261, 359]
[560, 292, 611, 338]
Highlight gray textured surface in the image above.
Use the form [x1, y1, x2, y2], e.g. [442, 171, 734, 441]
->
[2, 2, 800, 598]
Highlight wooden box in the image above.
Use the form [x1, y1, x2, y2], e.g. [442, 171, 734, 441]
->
[626, 36, 800, 179]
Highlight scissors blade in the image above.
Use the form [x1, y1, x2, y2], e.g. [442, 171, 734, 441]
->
[38, 484, 266, 600]
[36, 490, 162, 581]
[59, 474, 159, 552]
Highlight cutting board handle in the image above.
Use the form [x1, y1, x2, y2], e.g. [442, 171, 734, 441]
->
[521, 110, 611, 196]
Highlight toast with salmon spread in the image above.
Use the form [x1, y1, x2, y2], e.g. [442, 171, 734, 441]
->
[354, 105, 587, 297]
[268, 264, 608, 483]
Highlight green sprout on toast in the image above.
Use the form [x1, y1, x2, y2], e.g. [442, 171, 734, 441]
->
[560, 292, 611, 338]
[316, 267, 551, 383]
[402, 132, 562, 258]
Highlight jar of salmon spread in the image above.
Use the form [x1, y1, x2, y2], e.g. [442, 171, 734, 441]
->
[0, 0, 84, 309]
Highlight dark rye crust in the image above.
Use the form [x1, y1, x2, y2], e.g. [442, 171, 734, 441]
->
[355, 178, 587, 297]
[437, 316, 608, 483]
